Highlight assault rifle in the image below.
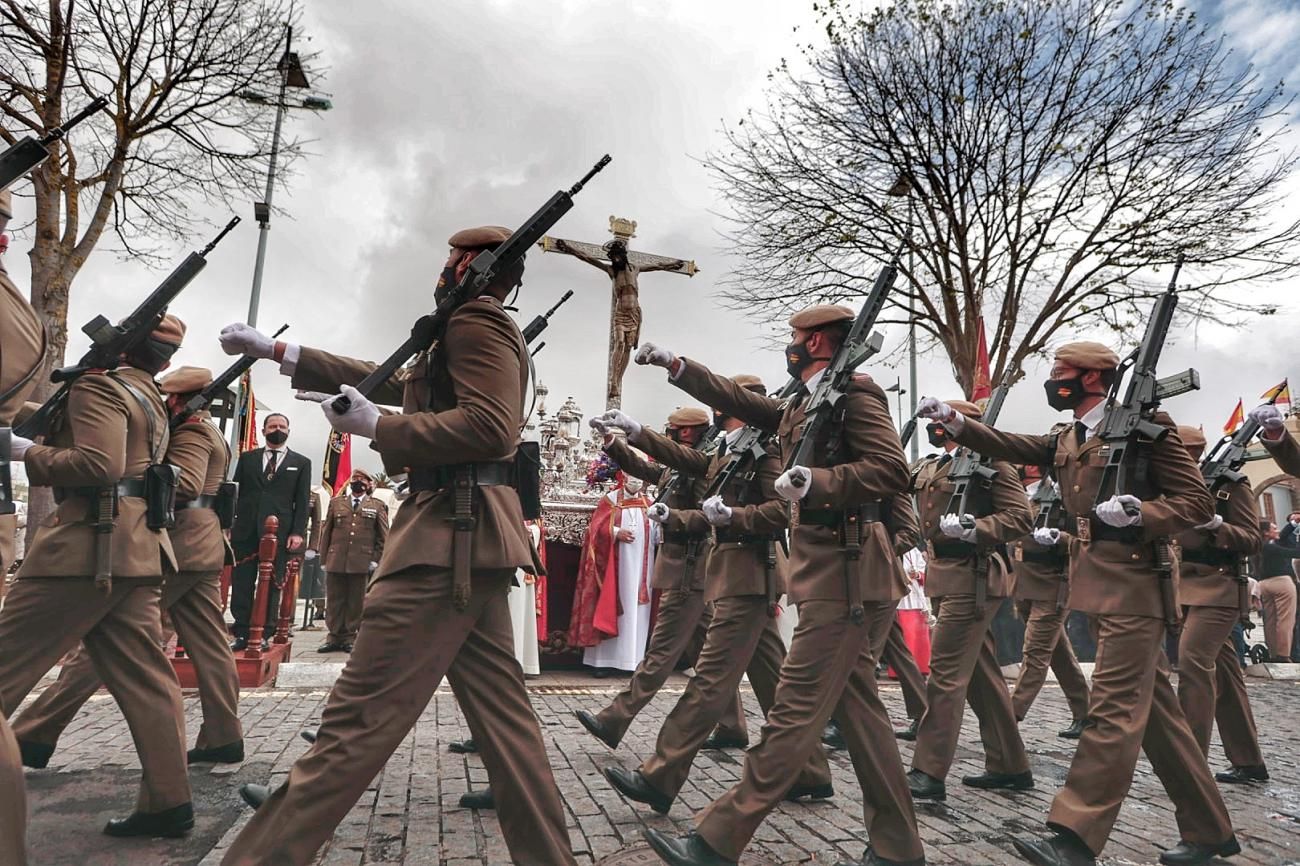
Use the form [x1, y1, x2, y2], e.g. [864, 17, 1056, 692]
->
[899, 416, 918, 449]
[331, 156, 611, 415]
[172, 324, 289, 430]
[651, 424, 721, 508]
[1029, 476, 1070, 610]
[1092, 254, 1196, 635]
[0, 98, 107, 190]
[944, 378, 1015, 615]
[704, 378, 803, 504]
[521, 290, 574, 344]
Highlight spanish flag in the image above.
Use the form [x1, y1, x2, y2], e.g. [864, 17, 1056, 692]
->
[1223, 399, 1244, 435]
[1261, 379, 1291, 410]
[971, 319, 992, 407]
[236, 371, 259, 453]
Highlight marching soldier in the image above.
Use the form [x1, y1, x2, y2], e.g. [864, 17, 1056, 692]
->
[633, 304, 924, 866]
[574, 405, 749, 751]
[11, 365, 245, 767]
[215, 225, 576, 866]
[1010, 464, 1090, 738]
[1171, 426, 1268, 784]
[595, 379, 834, 816]
[0, 314, 194, 838]
[315, 468, 389, 653]
[906, 400, 1034, 802]
[919, 341, 1237, 866]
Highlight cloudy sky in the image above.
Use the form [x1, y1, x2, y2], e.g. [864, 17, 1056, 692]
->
[8, 0, 1300, 477]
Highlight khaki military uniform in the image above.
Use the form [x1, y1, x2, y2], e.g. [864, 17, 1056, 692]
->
[1174, 477, 1265, 768]
[0, 366, 191, 818]
[1260, 429, 1300, 476]
[633, 426, 831, 802]
[221, 297, 574, 866]
[317, 491, 388, 644]
[909, 454, 1033, 781]
[590, 434, 747, 745]
[671, 359, 924, 865]
[1010, 492, 1090, 723]
[11, 410, 242, 754]
[956, 415, 1233, 855]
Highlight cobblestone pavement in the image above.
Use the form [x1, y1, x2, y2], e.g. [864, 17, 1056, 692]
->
[12, 669, 1300, 866]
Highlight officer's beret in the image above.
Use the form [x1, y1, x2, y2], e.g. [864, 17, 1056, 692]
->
[350, 468, 374, 481]
[1177, 425, 1207, 452]
[667, 406, 710, 427]
[0, 188, 11, 220]
[731, 373, 767, 394]
[788, 304, 854, 330]
[159, 365, 212, 394]
[1055, 341, 1120, 371]
[151, 314, 186, 346]
[448, 225, 511, 250]
[947, 399, 983, 419]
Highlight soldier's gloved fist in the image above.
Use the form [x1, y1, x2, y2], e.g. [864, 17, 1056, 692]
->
[775, 466, 812, 501]
[916, 397, 956, 422]
[596, 410, 642, 440]
[634, 343, 677, 369]
[1095, 494, 1143, 527]
[1032, 527, 1061, 546]
[321, 385, 380, 439]
[369, 561, 379, 571]
[9, 434, 33, 460]
[647, 503, 670, 524]
[1196, 514, 1224, 531]
[219, 322, 277, 359]
[304, 550, 318, 561]
[1249, 403, 1286, 438]
[940, 513, 978, 542]
[702, 495, 733, 527]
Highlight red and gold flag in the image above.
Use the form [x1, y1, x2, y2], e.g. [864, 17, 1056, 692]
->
[1261, 379, 1291, 410]
[1223, 399, 1244, 435]
[971, 319, 992, 407]
[323, 430, 352, 495]
[237, 371, 259, 453]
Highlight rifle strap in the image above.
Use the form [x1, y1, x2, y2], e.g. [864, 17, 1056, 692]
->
[107, 373, 169, 465]
[452, 467, 475, 610]
[764, 539, 779, 618]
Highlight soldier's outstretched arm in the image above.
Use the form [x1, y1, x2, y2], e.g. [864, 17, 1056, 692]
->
[604, 433, 671, 486]
[634, 426, 711, 477]
[952, 416, 1055, 467]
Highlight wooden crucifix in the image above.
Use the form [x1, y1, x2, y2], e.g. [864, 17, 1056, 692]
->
[539, 216, 698, 410]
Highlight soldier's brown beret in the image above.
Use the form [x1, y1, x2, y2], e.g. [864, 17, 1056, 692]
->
[1177, 425, 1206, 452]
[350, 468, 374, 481]
[667, 407, 710, 427]
[158, 365, 212, 394]
[0, 188, 11, 220]
[789, 304, 854, 330]
[731, 373, 767, 394]
[1055, 341, 1120, 371]
[151, 314, 186, 346]
[947, 399, 983, 419]
[448, 226, 511, 250]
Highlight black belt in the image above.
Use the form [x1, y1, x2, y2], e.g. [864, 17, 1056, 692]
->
[930, 540, 975, 559]
[714, 529, 783, 545]
[1181, 548, 1240, 567]
[408, 461, 516, 493]
[799, 501, 883, 528]
[178, 494, 219, 510]
[1019, 549, 1067, 565]
[662, 530, 708, 545]
[1087, 523, 1143, 544]
[55, 477, 147, 503]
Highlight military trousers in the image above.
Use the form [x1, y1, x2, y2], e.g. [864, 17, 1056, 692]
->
[1047, 614, 1233, 855]
[324, 570, 367, 644]
[876, 614, 928, 720]
[12, 570, 242, 752]
[0, 714, 26, 866]
[1012, 599, 1090, 722]
[594, 587, 747, 746]
[640, 594, 831, 801]
[695, 599, 923, 863]
[1178, 604, 1264, 768]
[0, 578, 191, 812]
[219, 566, 575, 866]
[911, 594, 1029, 780]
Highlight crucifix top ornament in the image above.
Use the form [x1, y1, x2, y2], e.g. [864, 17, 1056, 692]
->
[539, 216, 698, 410]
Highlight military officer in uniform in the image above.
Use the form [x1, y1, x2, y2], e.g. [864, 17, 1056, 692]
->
[921, 341, 1238, 866]
[1171, 426, 1268, 785]
[596, 378, 834, 815]
[1010, 464, 1090, 738]
[216, 225, 576, 866]
[0, 314, 194, 838]
[316, 467, 389, 652]
[906, 400, 1034, 802]
[633, 304, 924, 866]
[10, 365, 245, 767]
[574, 405, 749, 751]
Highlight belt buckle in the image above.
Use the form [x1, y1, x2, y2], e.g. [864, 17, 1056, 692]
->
[1076, 516, 1091, 544]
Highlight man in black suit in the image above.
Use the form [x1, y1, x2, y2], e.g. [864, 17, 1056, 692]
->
[229, 412, 312, 650]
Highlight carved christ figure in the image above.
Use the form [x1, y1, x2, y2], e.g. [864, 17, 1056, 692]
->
[553, 238, 689, 406]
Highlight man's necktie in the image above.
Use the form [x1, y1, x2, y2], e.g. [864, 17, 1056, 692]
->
[264, 450, 278, 480]
[352, 497, 360, 510]
[1074, 421, 1089, 447]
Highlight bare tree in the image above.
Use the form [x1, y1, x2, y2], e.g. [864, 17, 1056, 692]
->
[707, 0, 1300, 393]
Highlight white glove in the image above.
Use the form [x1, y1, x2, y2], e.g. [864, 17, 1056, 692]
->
[596, 409, 642, 440]
[368, 561, 378, 571]
[9, 434, 33, 460]
[634, 342, 677, 369]
[218, 322, 277, 359]
[701, 495, 733, 527]
[321, 385, 380, 439]
[775, 466, 812, 501]
[295, 390, 333, 403]
[304, 549, 318, 561]
[1196, 514, 1224, 531]
[588, 417, 608, 433]
[916, 397, 956, 423]
[1095, 494, 1143, 528]
[940, 513, 978, 543]
[1032, 527, 1061, 546]
[647, 503, 670, 524]
[1249, 403, 1286, 439]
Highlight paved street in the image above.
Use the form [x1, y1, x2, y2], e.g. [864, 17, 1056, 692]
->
[11, 667, 1300, 865]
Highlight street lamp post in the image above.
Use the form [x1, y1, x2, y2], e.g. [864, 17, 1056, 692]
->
[885, 175, 919, 462]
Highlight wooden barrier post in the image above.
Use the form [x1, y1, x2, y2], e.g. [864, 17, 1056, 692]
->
[245, 515, 279, 659]
[274, 556, 301, 644]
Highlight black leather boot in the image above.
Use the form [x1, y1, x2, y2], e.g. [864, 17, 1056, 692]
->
[785, 782, 834, 802]
[701, 729, 748, 750]
[643, 828, 737, 865]
[103, 802, 194, 838]
[906, 769, 946, 801]
[300, 727, 319, 744]
[17, 740, 54, 769]
[1158, 836, 1241, 865]
[1011, 832, 1096, 866]
[240, 784, 270, 809]
[962, 770, 1034, 791]
[187, 739, 245, 764]
[575, 710, 620, 749]
[1058, 718, 1089, 739]
[459, 788, 495, 810]
[447, 738, 477, 754]
[895, 718, 919, 741]
[604, 765, 672, 814]
[1214, 764, 1268, 784]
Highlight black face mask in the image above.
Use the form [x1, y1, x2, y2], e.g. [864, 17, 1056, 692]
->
[712, 410, 731, 427]
[349, 480, 367, 495]
[785, 340, 815, 378]
[129, 337, 179, 372]
[1044, 376, 1087, 412]
[926, 422, 949, 448]
[265, 429, 288, 446]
